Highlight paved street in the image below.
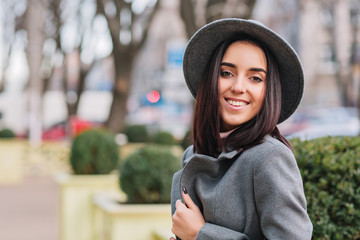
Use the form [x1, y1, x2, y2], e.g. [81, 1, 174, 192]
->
[0, 176, 59, 240]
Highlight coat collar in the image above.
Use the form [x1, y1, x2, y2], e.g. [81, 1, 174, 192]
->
[183, 148, 242, 167]
[179, 147, 243, 214]
[218, 148, 243, 161]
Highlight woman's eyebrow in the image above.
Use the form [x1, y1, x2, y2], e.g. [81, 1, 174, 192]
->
[221, 62, 267, 74]
[249, 68, 267, 74]
[220, 62, 236, 68]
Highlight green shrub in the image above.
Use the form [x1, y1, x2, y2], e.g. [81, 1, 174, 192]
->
[70, 129, 119, 174]
[119, 145, 181, 204]
[152, 131, 176, 145]
[124, 125, 149, 143]
[290, 136, 360, 239]
[0, 128, 15, 138]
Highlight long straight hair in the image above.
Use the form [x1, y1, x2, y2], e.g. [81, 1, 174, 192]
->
[192, 36, 292, 157]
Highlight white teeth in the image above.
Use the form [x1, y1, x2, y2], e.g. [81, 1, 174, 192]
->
[228, 100, 247, 106]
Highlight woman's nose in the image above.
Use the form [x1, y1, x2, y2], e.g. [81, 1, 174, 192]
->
[230, 76, 246, 93]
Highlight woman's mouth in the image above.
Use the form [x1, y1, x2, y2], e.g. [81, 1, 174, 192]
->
[226, 99, 248, 107]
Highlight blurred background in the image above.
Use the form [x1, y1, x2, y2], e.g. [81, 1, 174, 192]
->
[0, 0, 360, 239]
[0, 0, 359, 142]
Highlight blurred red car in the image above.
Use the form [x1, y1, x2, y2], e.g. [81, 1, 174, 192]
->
[42, 117, 101, 141]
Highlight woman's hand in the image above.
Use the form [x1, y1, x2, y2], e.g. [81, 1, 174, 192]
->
[171, 188, 205, 240]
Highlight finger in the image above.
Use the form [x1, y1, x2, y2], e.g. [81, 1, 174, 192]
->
[175, 199, 185, 210]
[181, 187, 198, 210]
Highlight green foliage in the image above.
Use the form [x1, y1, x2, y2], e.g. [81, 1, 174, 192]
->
[290, 136, 360, 239]
[152, 131, 176, 145]
[0, 128, 15, 138]
[124, 125, 149, 143]
[119, 145, 181, 204]
[70, 129, 119, 175]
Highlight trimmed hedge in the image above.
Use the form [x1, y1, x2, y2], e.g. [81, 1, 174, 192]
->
[291, 136, 360, 239]
[0, 128, 15, 138]
[124, 125, 149, 143]
[70, 129, 119, 175]
[152, 131, 176, 145]
[119, 145, 181, 204]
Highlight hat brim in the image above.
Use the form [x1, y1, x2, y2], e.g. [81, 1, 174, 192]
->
[183, 18, 304, 124]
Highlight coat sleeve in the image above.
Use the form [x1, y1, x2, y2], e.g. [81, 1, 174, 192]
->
[171, 146, 193, 216]
[253, 143, 313, 239]
[196, 223, 251, 240]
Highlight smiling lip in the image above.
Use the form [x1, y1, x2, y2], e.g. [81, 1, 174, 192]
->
[225, 98, 249, 108]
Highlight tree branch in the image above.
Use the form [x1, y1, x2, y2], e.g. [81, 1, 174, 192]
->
[135, 0, 161, 53]
[180, 0, 198, 38]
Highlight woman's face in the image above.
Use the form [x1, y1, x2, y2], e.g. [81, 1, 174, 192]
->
[218, 41, 267, 131]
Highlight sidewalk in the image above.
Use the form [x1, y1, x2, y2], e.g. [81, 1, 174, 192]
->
[0, 176, 59, 240]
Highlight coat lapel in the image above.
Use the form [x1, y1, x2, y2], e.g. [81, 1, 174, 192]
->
[179, 149, 242, 218]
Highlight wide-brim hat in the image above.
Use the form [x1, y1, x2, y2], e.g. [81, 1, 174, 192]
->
[183, 18, 304, 124]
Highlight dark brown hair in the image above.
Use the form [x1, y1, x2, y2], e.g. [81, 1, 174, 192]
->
[192, 35, 292, 157]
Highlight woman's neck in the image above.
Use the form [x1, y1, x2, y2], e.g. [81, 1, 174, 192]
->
[220, 128, 238, 139]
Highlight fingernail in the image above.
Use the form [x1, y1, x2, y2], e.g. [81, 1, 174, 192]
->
[182, 187, 188, 194]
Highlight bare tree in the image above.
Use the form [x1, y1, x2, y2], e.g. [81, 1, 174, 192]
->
[180, 0, 257, 38]
[0, 0, 26, 92]
[25, 0, 48, 144]
[2, 0, 112, 139]
[96, 0, 161, 133]
[46, 0, 96, 117]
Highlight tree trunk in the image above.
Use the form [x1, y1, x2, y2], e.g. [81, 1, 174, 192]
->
[26, 0, 46, 145]
[65, 52, 90, 117]
[180, 0, 258, 39]
[107, 83, 129, 133]
[106, 50, 132, 133]
[97, 0, 160, 134]
[180, 0, 198, 38]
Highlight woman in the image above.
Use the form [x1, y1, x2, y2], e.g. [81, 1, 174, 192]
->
[170, 19, 313, 240]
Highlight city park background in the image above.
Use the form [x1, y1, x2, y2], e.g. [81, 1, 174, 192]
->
[0, 0, 359, 240]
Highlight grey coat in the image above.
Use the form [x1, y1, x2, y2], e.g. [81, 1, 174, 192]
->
[171, 135, 313, 240]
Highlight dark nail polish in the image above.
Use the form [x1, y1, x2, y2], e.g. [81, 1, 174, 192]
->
[182, 187, 188, 194]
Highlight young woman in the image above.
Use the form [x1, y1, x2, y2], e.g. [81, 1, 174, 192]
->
[170, 19, 313, 240]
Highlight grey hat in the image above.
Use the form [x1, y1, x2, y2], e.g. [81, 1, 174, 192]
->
[183, 18, 304, 123]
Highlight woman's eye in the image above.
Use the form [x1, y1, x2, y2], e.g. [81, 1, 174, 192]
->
[251, 76, 263, 82]
[220, 71, 233, 77]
